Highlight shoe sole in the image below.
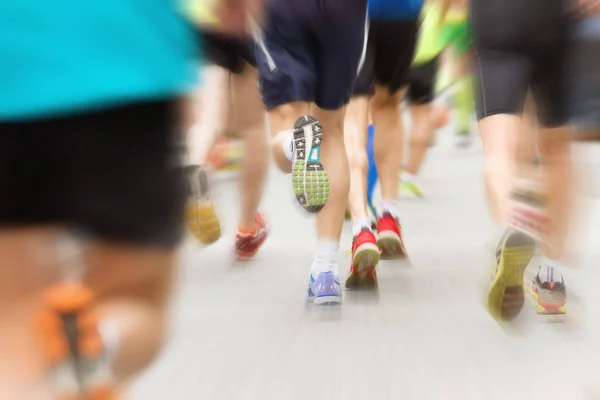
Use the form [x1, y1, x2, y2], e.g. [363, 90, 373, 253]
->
[530, 284, 567, 315]
[313, 295, 342, 305]
[186, 203, 221, 245]
[377, 231, 407, 260]
[401, 182, 425, 199]
[345, 243, 380, 289]
[292, 116, 329, 213]
[487, 232, 535, 321]
[186, 167, 221, 245]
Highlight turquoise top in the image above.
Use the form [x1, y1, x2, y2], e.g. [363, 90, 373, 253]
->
[0, 0, 198, 120]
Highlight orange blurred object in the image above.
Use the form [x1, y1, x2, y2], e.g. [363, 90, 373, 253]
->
[207, 137, 244, 171]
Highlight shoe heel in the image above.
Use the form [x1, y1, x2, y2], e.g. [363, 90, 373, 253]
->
[353, 245, 380, 273]
[186, 203, 221, 245]
[377, 236, 406, 260]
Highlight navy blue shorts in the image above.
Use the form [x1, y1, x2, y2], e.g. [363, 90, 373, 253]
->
[255, 2, 367, 110]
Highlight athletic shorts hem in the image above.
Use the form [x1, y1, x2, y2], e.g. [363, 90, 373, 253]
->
[314, 99, 352, 111]
[262, 93, 314, 111]
[477, 109, 522, 121]
[408, 96, 433, 105]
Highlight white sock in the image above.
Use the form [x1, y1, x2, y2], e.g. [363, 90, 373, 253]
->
[281, 130, 294, 161]
[538, 257, 563, 283]
[379, 199, 399, 218]
[352, 217, 372, 236]
[311, 240, 339, 278]
[402, 171, 417, 183]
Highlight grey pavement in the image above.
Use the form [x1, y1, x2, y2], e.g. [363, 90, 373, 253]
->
[131, 126, 600, 400]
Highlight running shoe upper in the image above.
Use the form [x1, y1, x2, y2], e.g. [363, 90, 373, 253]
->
[235, 213, 268, 260]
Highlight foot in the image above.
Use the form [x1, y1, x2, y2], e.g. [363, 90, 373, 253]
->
[235, 213, 268, 260]
[376, 212, 407, 259]
[487, 230, 536, 321]
[292, 116, 330, 213]
[530, 266, 567, 315]
[307, 271, 342, 305]
[37, 282, 117, 399]
[185, 165, 221, 245]
[345, 228, 380, 289]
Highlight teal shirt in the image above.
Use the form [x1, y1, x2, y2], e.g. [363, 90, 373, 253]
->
[0, 0, 199, 120]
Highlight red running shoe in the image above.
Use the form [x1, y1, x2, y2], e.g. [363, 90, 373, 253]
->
[345, 228, 380, 289]
[235, 213, 268, 260]
[376, 212, 407, 259]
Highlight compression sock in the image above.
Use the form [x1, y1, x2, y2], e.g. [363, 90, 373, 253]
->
[455, 75, 474, 134]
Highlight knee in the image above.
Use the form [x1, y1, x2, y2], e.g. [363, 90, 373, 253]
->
[371, 91, 402, 114]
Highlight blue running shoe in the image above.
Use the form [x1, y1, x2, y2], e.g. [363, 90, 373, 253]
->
[307, 272, 342, 305]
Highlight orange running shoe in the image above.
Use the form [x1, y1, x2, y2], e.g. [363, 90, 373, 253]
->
[235, 213, 268, 260]
[37, 282, 118, 400]
[207, 138, 243, 171]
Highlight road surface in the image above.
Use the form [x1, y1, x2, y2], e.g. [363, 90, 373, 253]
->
[131, 124, 600, 400]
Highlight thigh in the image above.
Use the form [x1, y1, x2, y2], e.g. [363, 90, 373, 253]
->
[65, 99, 186, 249]
[407, 56, 439, 104]
[373, 20, 419, 94]
[473, 47, 531, 120]
[316, 16, 367, 110]
[231, 66, 264, 129]
[255, 11, 317, 110]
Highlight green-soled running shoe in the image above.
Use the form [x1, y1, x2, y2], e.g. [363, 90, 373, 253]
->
[401, 180, 425, 199]
[292, 115, 330, 213]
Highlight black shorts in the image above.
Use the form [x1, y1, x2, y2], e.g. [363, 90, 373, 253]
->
[571, 36, 600, 132]
[406, 57, 439, 104]
[256, 3, 367, 110]
[470, 0, 573, 127]
[200, 30, 256, 73]
[353, 20, 418, 96]
[0, 100, 186, 248]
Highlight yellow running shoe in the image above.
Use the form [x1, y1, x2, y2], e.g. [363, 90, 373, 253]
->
[487, 230, 535, 321]
[186, 166, 221, 245]
[401, 180, 426, 199]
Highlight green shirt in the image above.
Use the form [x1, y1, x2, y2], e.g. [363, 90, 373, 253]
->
[412, 2, 446, 66]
